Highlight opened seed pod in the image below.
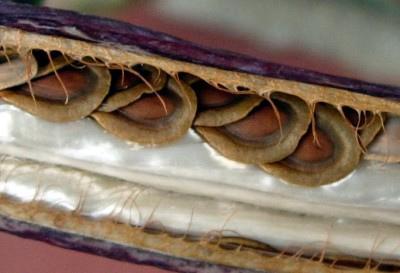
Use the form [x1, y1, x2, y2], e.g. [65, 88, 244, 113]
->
[0, 2, 400, 273]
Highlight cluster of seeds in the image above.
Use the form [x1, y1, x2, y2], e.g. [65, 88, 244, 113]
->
[0, 49, 385, 187]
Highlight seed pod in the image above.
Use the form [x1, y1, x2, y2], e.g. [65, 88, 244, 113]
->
[1, 2, 400, 273]
[92, 78, 197, 145]
[1, 65, 111, 122]
[196, 93, 311, 164]
[99, 65, 167, 112]
[260, 104, 364, 186]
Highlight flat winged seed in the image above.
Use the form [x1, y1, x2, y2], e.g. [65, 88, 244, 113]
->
[0, 52, 38, 90]
[92, 78, 197, 145]
[195, 93, 310, 164]
[1, 65, 111, 122]
[261, 104, 361, 187]
[193, 81, 264, 127]
[99, 65, 167, 112]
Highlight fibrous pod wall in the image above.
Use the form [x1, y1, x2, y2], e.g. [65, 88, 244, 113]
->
[0, 2, 400, 273]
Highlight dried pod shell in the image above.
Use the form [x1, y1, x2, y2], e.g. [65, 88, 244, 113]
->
[92, 78, 197, 145]
[261, 104, 361, 186]
[196, 93, 310, 164]
[1, 65, 111, 122]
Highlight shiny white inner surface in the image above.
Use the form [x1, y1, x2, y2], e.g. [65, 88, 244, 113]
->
[0, 103, 399, 225]
[1, 155, 400, 260]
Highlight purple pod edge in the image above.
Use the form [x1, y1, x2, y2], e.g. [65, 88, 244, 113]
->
[0, 2, 399, 100]
[0, 214, 266, 273]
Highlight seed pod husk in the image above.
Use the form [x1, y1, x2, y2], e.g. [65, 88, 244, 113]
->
[196, 93, 311, 164]
[1, 65, 111, 122]
[260, 104, 362, 186]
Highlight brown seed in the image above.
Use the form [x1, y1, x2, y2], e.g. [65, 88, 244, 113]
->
[194, 95, 263, 127]
[289, 129, 334, 163]
[20, 68, 88, 101]
[261, 104, 361, 186]
[1, 65, 111, 122]
[195, 93, 311, 164]
[225, 104, 288, 142]
[119, 94, 175, 121]
[195, 81, 236, 108]
[92, 78, 197, 145]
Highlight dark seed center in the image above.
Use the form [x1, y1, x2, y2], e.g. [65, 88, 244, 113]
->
[111, 70, 141, 91]
[119, 94, 175, 121]
[21, 68, 88, 101]
[290, 129, 334, 163]
[195, 82, 236, 108]
[343, 107, 371, 128]
[224, 104, 288, 142]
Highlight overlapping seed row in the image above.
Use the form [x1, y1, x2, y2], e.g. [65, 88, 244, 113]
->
[0, 50, 385, 186]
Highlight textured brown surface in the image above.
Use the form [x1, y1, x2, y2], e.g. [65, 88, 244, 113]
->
[1, 27, 400, 117]
[0, 196, 386, 273]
